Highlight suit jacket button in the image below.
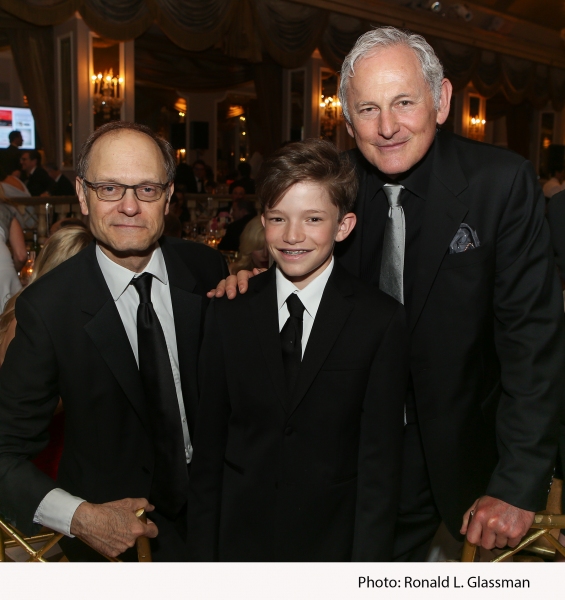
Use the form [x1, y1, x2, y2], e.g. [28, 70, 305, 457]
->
[284, 426, 293, 436]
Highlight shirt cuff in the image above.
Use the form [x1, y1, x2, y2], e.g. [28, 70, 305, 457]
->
[33, 488, 86, 537]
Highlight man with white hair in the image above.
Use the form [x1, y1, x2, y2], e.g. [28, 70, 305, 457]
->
[334, 26, 564, 560]
[220, 26, 564, 561]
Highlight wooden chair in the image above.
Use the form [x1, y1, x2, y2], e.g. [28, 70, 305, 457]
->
[0, 508, 151, 562]
[461, 478, 565, 562]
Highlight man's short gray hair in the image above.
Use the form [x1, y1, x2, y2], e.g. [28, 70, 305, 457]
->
[338, 27, 444, 122]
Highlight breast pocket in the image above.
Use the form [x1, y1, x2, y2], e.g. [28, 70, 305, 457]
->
[439, 242, 492, 270]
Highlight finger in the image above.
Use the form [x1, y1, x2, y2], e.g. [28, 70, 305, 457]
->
[224, 276, 238, 299]
[465, 514, 484, 546]
[494, 533, 508, 549]
[128, 497, 152, 511]
[236, 275, 249, 294]
[460, 507, 472, 534]
[460, 499, 479, 534]
[206, 289, 216, 298]
[479, 526, 496, 550]
[506, 534, 522, 548]
[214, 280, 228, 299]
[144, 521, 159, 538]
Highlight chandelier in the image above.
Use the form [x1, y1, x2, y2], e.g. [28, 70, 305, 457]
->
[92, 69, 124, 121]
[320, 95, 342, 139]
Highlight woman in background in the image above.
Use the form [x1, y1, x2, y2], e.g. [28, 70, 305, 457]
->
[0, 201, 26, 311]
[229, 215, 269, 275]
[0, 226, 92, 479]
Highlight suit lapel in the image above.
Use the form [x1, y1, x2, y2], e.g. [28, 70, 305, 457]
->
[288, 263, 354, 417]
[409, 133, 469, 331]
[250, 268, 289, 413]
[80, 244, 151, 436]
[160, 239, 201, 435]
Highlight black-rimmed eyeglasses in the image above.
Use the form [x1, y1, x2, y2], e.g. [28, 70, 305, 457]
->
[82, 179, 170, 202]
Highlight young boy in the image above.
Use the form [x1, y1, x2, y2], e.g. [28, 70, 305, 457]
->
[186, 139, 408, 561]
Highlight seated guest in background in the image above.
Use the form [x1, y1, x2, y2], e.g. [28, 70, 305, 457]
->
[0, 121, 228, 561]
[229, 216, 269, 275]
[543, 165, 565, 199]
[190, 160, 208, 194]
[231, 184, 246, 202]
[0, 130, 23, 179]
[0, 172, 30, 198]
[44, 163, 76, 196]
[187, 139, 408, 561]
[0, 202, 26, 311]
[228, 161, 255, 194]
[0, 226, 93, 480]
[216, 184, 245, 220]
[217, 197, 256, 252]
[0, 171, 37, 228]
[20, 150, 53, 196]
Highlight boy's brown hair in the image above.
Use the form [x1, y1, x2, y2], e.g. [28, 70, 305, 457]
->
[257, 138, 358, 219]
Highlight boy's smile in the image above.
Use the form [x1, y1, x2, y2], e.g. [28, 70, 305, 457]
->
[262, 181, 356, 289]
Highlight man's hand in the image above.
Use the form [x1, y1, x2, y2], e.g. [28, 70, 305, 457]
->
[460, 495, 534, 550]
[70, 497, 158, 558]
[207, 268, 265, 299]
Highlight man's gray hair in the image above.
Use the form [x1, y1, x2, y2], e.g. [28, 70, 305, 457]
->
[338, 27, 444, 122]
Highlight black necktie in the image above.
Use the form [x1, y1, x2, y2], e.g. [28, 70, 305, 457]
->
[132, 273, 188, 518]
[280, 293, 305, 399]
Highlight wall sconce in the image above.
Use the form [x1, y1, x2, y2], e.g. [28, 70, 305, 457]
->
[320, 95, 342, 139]
[91, 69, 123, 121]
[468, 95, 486, 141]
[469, 116, 486, 137]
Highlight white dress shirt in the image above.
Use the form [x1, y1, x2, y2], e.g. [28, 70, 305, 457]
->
[276, 257, 334, 354]
[34, 244, 191, 536]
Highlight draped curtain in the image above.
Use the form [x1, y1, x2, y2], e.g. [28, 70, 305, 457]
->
[1, 0, 564, 106]
[1, 0, 565, 157]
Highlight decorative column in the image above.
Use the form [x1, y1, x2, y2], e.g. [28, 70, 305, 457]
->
[53, 14, 134, 176]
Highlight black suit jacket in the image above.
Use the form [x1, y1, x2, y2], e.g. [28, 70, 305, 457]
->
[545, 190, 565, 475]
[187, 262, 409, 561]
[0, 237, 228, 537]
[25, 166, 54, 196]
[50, 174, 76, 197]
[217, 213, 254, 252]
[337, 131, 565, 536]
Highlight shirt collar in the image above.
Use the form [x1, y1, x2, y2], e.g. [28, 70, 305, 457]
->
[96, 243, 168, 301]
[276, 257, 334, 319]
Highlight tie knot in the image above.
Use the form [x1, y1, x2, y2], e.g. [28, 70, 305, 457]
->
[132, 272, 153, 304]
[286, 293, 305, 320]
[383, 184, 404, 208]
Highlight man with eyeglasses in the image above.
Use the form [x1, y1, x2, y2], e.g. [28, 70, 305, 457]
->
[0, 122, 228, 561]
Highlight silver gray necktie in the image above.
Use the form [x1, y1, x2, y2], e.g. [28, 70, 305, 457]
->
[379, 184, 405, 304]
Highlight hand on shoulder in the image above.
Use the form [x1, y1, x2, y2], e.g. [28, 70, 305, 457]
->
[207, 268, 266, 299]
